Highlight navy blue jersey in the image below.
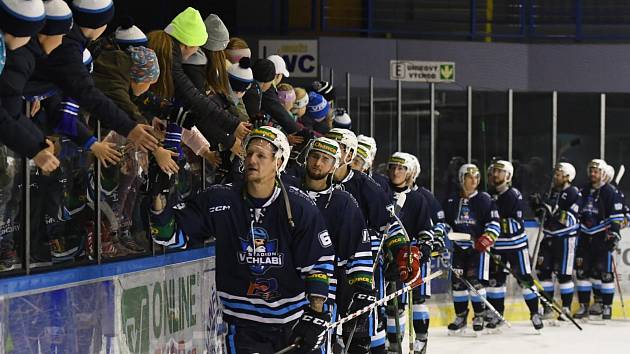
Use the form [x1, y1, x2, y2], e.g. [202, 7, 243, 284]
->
[417, 186, 448, 237]
[492, 187, 528, 250]
[371, 172, 392, 201]
[150, 182, 334, 325]
[579, 183, 624, 235]
[392, 188, 434, 243]
[443, 191, 500, 249]
[302, 185, 373, 299]
[335, 169, 408, 257]
[543, 185, 581, 238]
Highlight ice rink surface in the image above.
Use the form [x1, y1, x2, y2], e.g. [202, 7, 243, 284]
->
[429, 320, 630, 354]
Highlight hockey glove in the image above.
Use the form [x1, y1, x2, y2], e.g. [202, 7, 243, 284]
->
[431, 234, 446, 254]
[396, 245, 421, 283]
[344, 287, 377, 337]
[474, 233, 495, 253]
[147, 158, 173, 197]
[289, 307, 331, 352]
[605, 231, 621, 252]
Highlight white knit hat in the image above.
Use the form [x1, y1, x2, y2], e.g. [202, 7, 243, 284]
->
[267, 54, 289, 77]
[115, 16, 147, 48]
[228, 57, 254, 92]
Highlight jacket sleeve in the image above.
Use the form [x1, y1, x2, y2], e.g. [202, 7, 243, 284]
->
[171, 45, 240, 134]
[0, 107, 47, 158]
[261, 88, 299, 134]
[181, 127, 210, 155]
[36, 41, 137, 137]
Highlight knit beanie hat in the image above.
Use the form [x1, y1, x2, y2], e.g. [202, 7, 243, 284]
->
[41, 0, 73, 35]
[71, 0, 114, 29]
[228, 57, 254, 93]
[202, 14, 228, 51]
[128, 46, 160, 84]
[333, 108, 351, 129]
[307, 92, 329, 122]
[164, 7, 207, 47]
[82, 48, 93, 72]
[267, 54, 289, 77]
[312, 80, 335, 103]
[115, 16, 147, 49]
[251, 58, 275, 83]
[0, 0, 46, 37]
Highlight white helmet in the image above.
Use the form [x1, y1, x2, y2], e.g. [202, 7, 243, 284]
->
[326, 128, 358, 164]
[458, 163, 480, 185]
[388, 152, 416, 180]
[555, 162, 576, 183]
[306, 137, 342, 171]
[245, 126, 291, 173]
[492, 160, 514, 184]
[408, 154, 421, 180]
[354, 144, 372, 171]
[357, 135, 377, 163]
[603, 164, 615, 184]
[588, 159, 607, 176]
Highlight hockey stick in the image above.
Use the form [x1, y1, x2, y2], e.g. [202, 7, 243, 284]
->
[448, 232, 472, 242]
[530, 211, 547, 270]
[389, 282, 403, 354]
[445, 263, 511, 328]
[612, 256, 627, 321]
[615, 165, 625, 186]
[488, 252, 583, 331]
[273, 271, 443, 354]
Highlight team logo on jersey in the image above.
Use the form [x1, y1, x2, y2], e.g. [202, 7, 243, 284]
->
[455, 203, 476, 226]
[247, 278, 281, 300]
[238, 227, 284, 275]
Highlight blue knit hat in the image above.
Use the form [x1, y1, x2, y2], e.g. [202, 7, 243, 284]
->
[41, 0, 73, 35]
[306, 92, 329, 122]
[71, 0, 114, 29]
[0, 0, 46, 37]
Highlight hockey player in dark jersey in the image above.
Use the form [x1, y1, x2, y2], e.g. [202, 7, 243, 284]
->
[150, 126, 335, 353]
[387, 152, 434, 354]
[325, 128, 421, 353]
[299, 136, 375, 353]
[575, 159, 624, 320]
[487, 160, 543, 330]
[352, 135, 391, 197]
[531, 162, 581, 320]
[443, 164, 501, 334]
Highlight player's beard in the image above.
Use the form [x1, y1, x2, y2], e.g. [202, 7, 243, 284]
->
[307, 168, 329, 181]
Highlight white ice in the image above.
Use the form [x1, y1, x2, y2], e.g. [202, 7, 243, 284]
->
[429, 320, 630, 354]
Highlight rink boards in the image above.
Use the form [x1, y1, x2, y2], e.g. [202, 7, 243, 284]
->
[0, 226, 629, 353]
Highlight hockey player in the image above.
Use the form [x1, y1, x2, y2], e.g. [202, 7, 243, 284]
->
[353, 135, 391, 196]
[487, 160, 543, 330]
[575, 160, 624, 320]
[150, 126, 335, 353]
[387, 152, 434, 354]
[531, 162, 581, 320]
[299, 136, 375, 353]
[443, 164, 500, 334]
[325, 128, 422, 354]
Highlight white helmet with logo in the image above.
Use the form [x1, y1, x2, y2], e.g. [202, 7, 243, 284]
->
[492, 160, 514, 184]
[555, 162, 576, 183]
[245, 126, 291, 173]
[459, 163, 480, 185]
[389, 152, 416, 180]
[357, 135, 377, 163]
[588, 159, 607, 175]
[325, 128, 358, 164]
[306, 136, 342, 170]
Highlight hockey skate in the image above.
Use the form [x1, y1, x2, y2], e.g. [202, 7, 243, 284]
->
[472, 312, 484, 335]
[573, 303, 589, 322]
[448, 310, 476, 337]
[530, 313, 544, 334]
[589, 302, 606, 323]
[541, 305, 559, 327]
[412, 338, 427, 354]
[485, 311, 505, 334]
[602, 305, 612, 321]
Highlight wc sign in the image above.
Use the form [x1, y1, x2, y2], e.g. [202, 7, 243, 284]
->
[259, 40, 318, 78]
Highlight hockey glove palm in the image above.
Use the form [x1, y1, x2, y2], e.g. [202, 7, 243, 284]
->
[345, 288, 377, 337]
[474, 233, 495, 253]
[289, 307, 330, 352]
[396, 245, 421, 283]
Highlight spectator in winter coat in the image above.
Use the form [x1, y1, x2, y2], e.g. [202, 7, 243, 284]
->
[0, 0, 58, 172]
[261, 55, 299, 134]
[31, 0, 158, 152]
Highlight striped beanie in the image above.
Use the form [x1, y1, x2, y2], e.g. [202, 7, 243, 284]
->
[115, 16, 147, 49]
[71, 0, 114, 29]
[0, 0, 46, 37]
[41, 0, 73, 35]
[228, 57, 254, 93]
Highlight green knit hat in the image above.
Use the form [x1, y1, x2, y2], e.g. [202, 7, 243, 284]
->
[164, 7, 208, 47]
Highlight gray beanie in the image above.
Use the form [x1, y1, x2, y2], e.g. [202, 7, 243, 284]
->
[202, 14, 229, 51]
